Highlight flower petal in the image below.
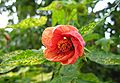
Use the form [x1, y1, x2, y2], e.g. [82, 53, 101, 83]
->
[63, 31, 85, 47]
[44, 48, 58, 61]
[42, 27, 54, 47]
[44, 48, 74, 62]
[53, 25, 78, 36]
[60, 37, 84, 65]
[51, 25, 78, 48]
[57, 50, 74, 61]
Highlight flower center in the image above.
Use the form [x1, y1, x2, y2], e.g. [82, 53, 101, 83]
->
[57, 38, 73, 52]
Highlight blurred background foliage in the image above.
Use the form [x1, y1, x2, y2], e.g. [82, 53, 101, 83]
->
[0, 0, 120, 83]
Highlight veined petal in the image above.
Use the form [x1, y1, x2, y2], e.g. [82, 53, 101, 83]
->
[42, 27, 54, 47]
[44, 48, 58, 61]
[53, 25, 78, 36]
[63, 31, 85, 47]
[57, 50, 74, 61]
[44, 48, 74, 62]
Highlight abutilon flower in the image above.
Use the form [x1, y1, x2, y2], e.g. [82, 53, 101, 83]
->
[42, 25, 85, 65]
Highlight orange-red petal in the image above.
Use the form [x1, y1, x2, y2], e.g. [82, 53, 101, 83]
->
[57, 50, 74, 61]
[44, 48, 58, 61]
[42, 27, 54, 47]
[44, 48, 74, 62]
[53, 25, 78, 36]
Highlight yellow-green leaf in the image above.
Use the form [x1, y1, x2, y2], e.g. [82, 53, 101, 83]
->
[7, 16, 47, 28]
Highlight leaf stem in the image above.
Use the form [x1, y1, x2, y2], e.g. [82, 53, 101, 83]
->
[84, 47, 91, 53]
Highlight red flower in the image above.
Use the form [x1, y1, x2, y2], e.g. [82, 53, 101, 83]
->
[42, 25, 85, 65]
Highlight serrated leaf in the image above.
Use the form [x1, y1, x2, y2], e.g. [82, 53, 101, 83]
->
[87, 49, 120, 65]
[7, 16, 47, 28]
[0, 50, 45, 73]
[79, 22, 98, 36]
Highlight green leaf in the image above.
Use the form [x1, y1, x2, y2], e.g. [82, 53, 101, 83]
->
[51, 75, 73, 83]
[7, 16, 47, 28]
[86, 49, 120, 65]
[51, 61, 100, 83]
[39, 1, 77, 26]
[76, 73, 100, 83]
[77, 3, 88, 16]
[84, 33, 100, 42]
[95, 38, 114, 52]
[79, 22, 98, 36]
[0, 49, 45, 73]
[0, 66, 53, 83]
[39, 1, 61, 10]
[39, 1, 64, 26]
[52, 9, 65, 26]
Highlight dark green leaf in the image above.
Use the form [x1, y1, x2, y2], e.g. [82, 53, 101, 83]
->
[84, 33, 100, 42]
[87, 49, 120, 65]
[51, 61, 100, 83]
[95, 38, 114, 52]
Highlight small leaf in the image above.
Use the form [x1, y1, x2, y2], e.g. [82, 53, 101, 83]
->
[86, 49, 120, 65]
[0, 50, 45, 73]
[7, 16, 47, 28]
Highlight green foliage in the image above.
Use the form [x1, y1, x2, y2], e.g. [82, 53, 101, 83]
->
[7, 16, 47, 28]
[87, 49, 120, 65]
[0, 0, 120, 82]
[77, 3, 87, 16]
[39, 1, 87, 26]
[0, 66, 53, 83]
[0, 49, 45, 73]
[84, 33, 100, 42]
[39, 1, 65, 26]
[51, 61, 100, 83]
[95, 38, 114, 52]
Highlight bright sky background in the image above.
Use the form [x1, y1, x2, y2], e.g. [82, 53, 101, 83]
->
[93, 0, 116, 12]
